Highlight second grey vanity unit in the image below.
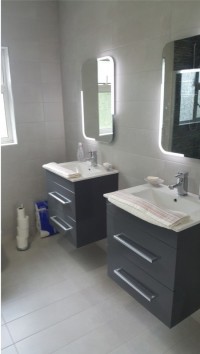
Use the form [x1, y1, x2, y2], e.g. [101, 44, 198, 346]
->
[45, 169, 118, 247]
[107, 202, 200, 328]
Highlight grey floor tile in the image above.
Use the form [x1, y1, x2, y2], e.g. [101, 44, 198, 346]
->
[1, 346, 18, 354]
[2, 235, 200, 354]
[1, 325, 13, 349]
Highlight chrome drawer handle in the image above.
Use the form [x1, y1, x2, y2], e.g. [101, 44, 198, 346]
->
[48, 192, 71, 205]
[114, 268, 156, 302]
[50, 216, 72, 232]
[113, 234, 158, 264]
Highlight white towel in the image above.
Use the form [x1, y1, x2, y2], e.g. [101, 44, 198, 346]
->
[43, 162, 81, 179]
[108, 191, 189, 229]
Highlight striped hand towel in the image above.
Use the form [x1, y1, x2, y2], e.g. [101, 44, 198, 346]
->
[43, 163, 81, 179]
[108, 191, 189, 228]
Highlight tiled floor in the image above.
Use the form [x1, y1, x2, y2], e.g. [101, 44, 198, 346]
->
[1, 234, 200, 354]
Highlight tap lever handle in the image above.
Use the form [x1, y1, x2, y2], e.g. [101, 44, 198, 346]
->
[175, 172, 188, 178]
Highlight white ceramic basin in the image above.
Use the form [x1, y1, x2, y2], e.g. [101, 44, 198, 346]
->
[60, 161, 107, 178]
[105, 184, 200, 231]
[43, 161, 118, 181]
[132, 186, 200, 215]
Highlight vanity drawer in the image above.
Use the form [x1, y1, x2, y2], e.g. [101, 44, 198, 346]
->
[107, 202, 179, 248]
[48, 198, 75, 224]
[49, 213, 77, 246]
[48, 188, 75, 219]
[107, 205, 177, 290]
[46, 171, 74, 193]
[108, 256, 174, 327]
[47, 177, 75, 219]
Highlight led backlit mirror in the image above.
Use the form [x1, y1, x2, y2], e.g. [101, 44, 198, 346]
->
[81, 56, 114, 143]
[160, 35, 200, 159]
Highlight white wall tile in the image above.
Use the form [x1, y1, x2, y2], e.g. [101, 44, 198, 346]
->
[13, 83, 43, 103]
[37, 20, 59, 42]
[43, 102, 63, 122]
[15, 102, 44, 124]
[1, 1, 65, 239]
[40, 62, 61, 84]
[39, 41, 60, 63]
[2, 17, 40, 42]
[42, 83, 62, 102]
[44, 121, 65, 141]
[171, 2, 200, 34]
[10, 60, 41, 85]
[8, 40, 40, 62]
[60, 1, 200, 195]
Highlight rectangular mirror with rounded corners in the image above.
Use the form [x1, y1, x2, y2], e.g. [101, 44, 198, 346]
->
[160, 35, 200, 159]
[81, 56, 114, 143]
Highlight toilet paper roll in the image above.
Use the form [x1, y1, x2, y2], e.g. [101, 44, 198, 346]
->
[17, 226, 29, 238]
[17, 215, 29, 228]
[17, 205, 25, 219]
[16, 235, 28, 251]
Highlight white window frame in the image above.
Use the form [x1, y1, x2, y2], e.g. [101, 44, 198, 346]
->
[1, 47, 17, 146]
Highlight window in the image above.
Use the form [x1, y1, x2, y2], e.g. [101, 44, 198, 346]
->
[97, 57, 114, 136]
[1, 47, 17, 145]
[175, 69, 200, 125]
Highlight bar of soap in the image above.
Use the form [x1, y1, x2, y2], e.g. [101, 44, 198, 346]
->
[147, 176, 159, 181]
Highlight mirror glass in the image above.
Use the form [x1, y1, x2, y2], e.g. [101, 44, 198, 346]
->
[160, 35, 200, 159]
[81, 56, 114, 143]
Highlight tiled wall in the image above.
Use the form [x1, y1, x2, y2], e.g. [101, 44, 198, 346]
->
[1, 1, 66, 239]
[59, 1, 200, 193]
[2, 1, 200, 240]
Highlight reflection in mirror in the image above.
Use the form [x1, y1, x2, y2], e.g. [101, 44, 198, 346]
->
[160, 35, 200, 159]
[81, 56, 114, 143]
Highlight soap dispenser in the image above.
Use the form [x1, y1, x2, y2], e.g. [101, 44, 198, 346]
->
[77, 142, 85, 162]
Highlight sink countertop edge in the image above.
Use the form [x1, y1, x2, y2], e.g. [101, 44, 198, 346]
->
[43, 163, 118, 182]
[104, 184, 200, 232]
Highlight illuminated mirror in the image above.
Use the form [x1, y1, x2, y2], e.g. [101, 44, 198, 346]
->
[160, 35, 200, 159]
[81, 56, 114, 143]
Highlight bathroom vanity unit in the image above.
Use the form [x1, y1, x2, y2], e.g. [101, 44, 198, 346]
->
[106, 187, 200, 328]
[44, 162, 118, 248]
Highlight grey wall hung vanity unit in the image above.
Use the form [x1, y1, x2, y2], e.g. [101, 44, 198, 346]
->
[44, 164, 118, 248]
[106, 188, 200, 328]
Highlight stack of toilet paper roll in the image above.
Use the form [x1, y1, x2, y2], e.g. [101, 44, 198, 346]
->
[16, 205, 29, 250]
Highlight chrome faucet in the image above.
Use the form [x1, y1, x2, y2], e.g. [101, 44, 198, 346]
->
[88, 151, 97, 167]
[168, 172, 189, 196]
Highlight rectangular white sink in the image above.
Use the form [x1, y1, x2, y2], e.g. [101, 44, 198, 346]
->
[43, 161, 118, 181]
[104, 184, 200, 232]
[132, 187, 200, 215]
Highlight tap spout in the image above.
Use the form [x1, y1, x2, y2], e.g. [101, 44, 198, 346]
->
[168, 172, 188, 196]
[168, 182, 181, 190]
[88, 151, 97, 167]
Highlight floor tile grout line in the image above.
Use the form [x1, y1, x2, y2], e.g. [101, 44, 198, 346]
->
[9, 288, 125, 346]
[2, 261, 108, 310]
[15, 290, 135, 350]
[160, 322, 200, 354]
[48, 311, 139, 354]
[4, 272, 119, 324]
[13, 306, 107, 350]
[3, 287, 80, 325]
[2, 323, 15, 350]
[2, 275, 119, 325]
[49, 306, 161, 354]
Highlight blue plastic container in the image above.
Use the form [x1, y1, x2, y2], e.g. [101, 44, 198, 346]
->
[35, 201, 58, 237]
